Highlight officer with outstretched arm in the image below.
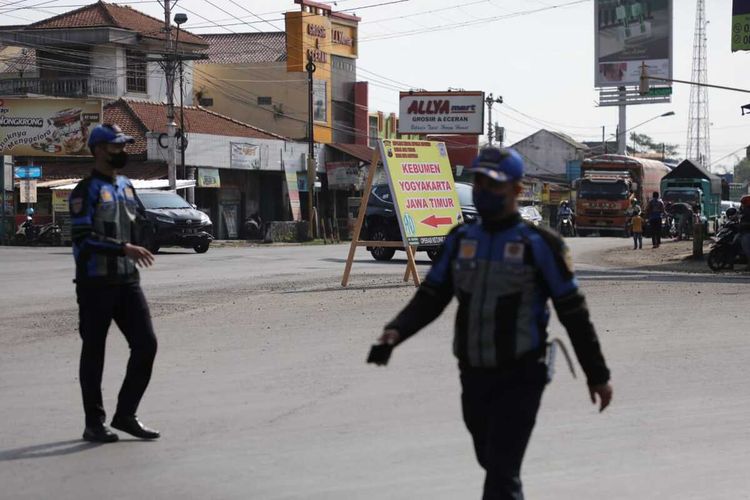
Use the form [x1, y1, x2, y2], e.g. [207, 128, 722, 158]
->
[70, 124, 160, 443]
[371, 147, 612, 500]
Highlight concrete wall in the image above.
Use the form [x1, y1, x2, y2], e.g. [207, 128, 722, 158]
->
[512, 131, 586, 176]
[193, 63, 308, 141]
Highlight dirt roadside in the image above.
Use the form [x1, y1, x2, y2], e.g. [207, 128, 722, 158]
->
[600, 237, 749, 274]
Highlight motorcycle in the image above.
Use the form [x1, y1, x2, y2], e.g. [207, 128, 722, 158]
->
[707, 219, 746, 271]
[559, 214, 575, 237]
[243, 213, 264, 240]
[15, 216, 62, 246]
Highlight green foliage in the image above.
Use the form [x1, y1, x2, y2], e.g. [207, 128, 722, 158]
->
[734, 158, 750, 184]
[629, 132, 679, 158]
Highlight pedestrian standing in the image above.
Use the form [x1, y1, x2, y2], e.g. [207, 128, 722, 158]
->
[646, 192, 665, 248]
[630, 211, 644, 249]
[371, 147, 612, 500]
[70, 124, 160, 443]
[739, 195, 750, 270]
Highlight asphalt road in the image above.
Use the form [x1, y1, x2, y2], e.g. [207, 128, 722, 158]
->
[1, 238, 749, 500]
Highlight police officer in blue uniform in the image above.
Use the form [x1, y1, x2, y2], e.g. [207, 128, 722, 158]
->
[70, 124, 160, 443]
[375, 147, 613, 499]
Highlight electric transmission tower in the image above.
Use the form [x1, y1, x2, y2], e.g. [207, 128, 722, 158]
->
[686, 0, 711, 169]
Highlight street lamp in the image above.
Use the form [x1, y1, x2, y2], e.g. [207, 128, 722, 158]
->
[615, 111, 675, 154]
[174, 13, 190, 200]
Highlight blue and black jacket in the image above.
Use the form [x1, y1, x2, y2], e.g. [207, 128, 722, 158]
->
[386, 214, 610, 386]
[69, 170, 140, 286]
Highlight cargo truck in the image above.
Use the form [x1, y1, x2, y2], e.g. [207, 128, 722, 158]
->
[659, 159, 721, 234]
[575, 155, 670, 236]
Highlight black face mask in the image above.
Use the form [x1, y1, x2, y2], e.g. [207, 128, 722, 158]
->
[108, 151, 128, 169]
[473, 189, 508, 220]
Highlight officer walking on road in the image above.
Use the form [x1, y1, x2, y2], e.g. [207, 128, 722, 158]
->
[372, 147, 613, 499]
[70, 124, 160, 443]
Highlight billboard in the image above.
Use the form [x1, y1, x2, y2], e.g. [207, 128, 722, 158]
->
[594, 0, 672, 87]
[380, 139, 461, 246]
[0, 98, 102, 156]
[732, 0, 750, 51]
[398, 91, 484, 135]
[230, 142, 261, 169]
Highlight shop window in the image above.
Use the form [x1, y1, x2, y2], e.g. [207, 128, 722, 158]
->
[368, 115, 379, 148]
[126, 50, 147, 94]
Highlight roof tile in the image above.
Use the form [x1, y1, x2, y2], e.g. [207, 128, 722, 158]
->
[197, 32, 286, 64]
[29, 1, 207, 46]
[104, 98, 287, 154]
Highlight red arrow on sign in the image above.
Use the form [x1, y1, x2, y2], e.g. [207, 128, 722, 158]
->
[421, 215, 452, 228]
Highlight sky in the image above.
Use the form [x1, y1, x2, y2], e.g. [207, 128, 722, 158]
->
[2, 0, 749, 172]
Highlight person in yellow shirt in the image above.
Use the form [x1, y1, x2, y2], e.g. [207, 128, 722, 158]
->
[630, 211, 644, 250]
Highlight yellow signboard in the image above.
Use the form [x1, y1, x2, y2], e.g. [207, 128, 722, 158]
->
[0, 98, 102, 156]
[52, 189, 71, 212]
[380, 139, 461, 246]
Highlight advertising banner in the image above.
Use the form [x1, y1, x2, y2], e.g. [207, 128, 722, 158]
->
[52, 190, 70, 212]
[197, 168, 221, 188]
[284, 163, 301, 221]
[230, 142, 261, 169]
[398, 91, 484, 135]
[594, 0, 672, 87]
[380, 139, 461, 246]
[326, 161, 363, 189]
[19, 179, 37, 203]
[732, 0, 750, 51]
[0, 98, 102, 156]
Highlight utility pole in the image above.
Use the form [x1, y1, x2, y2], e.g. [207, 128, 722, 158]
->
[163, 0, 177, 191]
[485, 93, 503, 146]
[306, 54, 316, 239]
[602, 125, 607, 154]
[617, 86, 627, 155]
[174, 12, 191, 202]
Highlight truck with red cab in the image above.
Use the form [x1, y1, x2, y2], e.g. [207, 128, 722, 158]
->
[575, 155, 670, 236]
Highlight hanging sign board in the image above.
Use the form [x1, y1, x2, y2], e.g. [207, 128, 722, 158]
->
[732, 0, 750, 51]
[19, 179, 37, 203]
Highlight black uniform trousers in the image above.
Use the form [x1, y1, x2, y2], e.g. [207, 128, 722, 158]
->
[76, 282, 157, 427]
[460, 360, 547, 500]
[651, 218, 662, 247]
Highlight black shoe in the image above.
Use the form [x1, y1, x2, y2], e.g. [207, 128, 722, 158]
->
[82, 425, 119, 443]
[111, 415, 160, 440]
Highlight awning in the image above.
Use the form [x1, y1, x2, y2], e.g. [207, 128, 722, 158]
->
[328, 143, 376, 163]
[50, 179, 196, 191]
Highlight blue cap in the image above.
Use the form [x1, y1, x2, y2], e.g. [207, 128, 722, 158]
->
[469, 147, 524, 182]
[87, 124, 135, 149]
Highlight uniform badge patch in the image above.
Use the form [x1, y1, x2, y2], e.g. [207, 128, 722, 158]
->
[70, 197, 83, 214]
[504, 242, 525, 264]
[563, 246, 574, 273]
[100, 188, 114, 203]
[459, 239, 478, 260]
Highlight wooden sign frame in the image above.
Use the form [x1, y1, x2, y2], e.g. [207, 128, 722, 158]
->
[341, 147, 421, 287]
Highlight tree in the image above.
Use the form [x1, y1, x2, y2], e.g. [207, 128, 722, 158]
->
[629, 132, 679, 158]
[734, 158, 750, 184]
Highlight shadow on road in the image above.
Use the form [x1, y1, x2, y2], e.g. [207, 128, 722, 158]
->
[578, 268, 750, 285]
[282, 282, 418, 294]
[320, 257, 433, 266]
[0, 439, 103, 461]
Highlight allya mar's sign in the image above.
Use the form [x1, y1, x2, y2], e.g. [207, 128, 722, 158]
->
[398, 91, 484, 135]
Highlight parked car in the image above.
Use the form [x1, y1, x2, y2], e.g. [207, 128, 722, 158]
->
[363, 182, 478, 262]
[136, 190, 213, 254]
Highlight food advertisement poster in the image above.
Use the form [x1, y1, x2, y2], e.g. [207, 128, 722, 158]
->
[0, 98, 102, 156]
